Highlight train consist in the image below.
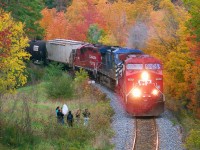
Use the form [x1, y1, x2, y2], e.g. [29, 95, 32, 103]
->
[27, 39, 165, 116]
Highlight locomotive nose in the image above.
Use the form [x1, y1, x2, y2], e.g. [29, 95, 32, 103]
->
[141, 71, 149, 81]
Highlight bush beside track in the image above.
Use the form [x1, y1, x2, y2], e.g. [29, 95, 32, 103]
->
[166, 99, 200, 149]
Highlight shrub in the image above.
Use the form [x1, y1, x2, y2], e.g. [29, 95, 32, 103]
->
[44, 62, 64, 81]
[185, 129, 200, 150]
[74, 69, 89, 85]
[45, 75, 74, 99]
[0, 121, 40, 149]
[26, 63, 45, 84]
[43, 119, 94, 149]
[90, 101, 114, 133]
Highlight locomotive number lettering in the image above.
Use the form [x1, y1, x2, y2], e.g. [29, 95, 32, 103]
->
[33, 45, 39, 51]
[89, 55, 96, 60]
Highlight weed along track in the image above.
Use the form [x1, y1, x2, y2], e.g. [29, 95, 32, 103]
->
[132, 117, 158, 150]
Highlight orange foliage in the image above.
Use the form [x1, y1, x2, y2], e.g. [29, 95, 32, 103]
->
[40, 8, 56, 31]
[66, 0, 105, 41]
[41, 8, 69, 40]
[187, 35, 200, 63]
[41, 0, 153, 45]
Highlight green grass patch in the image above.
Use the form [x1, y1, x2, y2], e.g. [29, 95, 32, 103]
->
[0, 64, 114, 149]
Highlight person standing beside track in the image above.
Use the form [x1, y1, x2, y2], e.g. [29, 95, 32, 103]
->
[57, 108, 64, 124]
[75, 109, 81, 124]
[67, 111, 74, 127]
[82, 108, 90, 126]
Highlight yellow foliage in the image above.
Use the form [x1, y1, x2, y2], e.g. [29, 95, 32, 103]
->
[145, 1, 195, 106]
[0, 9, 30, 93]
[99, 31, 118, 46]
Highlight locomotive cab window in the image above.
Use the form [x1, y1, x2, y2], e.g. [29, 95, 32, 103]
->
[126, 64, 143, 70]
[80, 48, 86, 61]
[145, 63, 161, 70]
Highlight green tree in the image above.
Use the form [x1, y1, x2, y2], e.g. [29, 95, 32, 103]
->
[0, 0, 44, 39]
[184, 0, 200, 41]
[43, 0, 72, 11]
[0, 9, 30, 93]
[44, 62, 64, 81]
[87, 24, 103, 44]
[45, 75, 74, 99]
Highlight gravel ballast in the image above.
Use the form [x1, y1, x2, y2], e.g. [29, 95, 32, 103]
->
[157, 110, 185, 150]
[95, 84, 184, 150]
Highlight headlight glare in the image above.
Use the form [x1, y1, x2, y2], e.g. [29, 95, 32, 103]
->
[132, 88, 141, 97]
[141, 71, 149, 81]
[152, 89, 159, 95]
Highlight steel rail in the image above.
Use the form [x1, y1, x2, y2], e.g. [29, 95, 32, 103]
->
[132, 117, 159, 150]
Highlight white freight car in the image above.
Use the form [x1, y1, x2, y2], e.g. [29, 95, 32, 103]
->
[46, 39, 85, 65]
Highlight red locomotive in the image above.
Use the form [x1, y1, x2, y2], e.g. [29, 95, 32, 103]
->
[27, 39, 164, 116]
[117, 54, 164, 116]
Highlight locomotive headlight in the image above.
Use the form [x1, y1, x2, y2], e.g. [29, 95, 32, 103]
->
[141, 71, 149, 81]
[132, 88, 141, 97]
[152, 89, 159, 96]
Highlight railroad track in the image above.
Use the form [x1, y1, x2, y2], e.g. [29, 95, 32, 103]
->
[132, 117, 159, 150]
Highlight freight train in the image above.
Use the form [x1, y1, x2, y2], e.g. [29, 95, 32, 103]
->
[26, 39, 165, 116]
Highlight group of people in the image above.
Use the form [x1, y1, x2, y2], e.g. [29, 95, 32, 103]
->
[56, 106, 91, 127]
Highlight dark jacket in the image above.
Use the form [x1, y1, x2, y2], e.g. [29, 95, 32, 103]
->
[57, 111, 64, 119]
[67, 113, 73, 121]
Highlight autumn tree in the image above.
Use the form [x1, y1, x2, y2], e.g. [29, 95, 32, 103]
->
[126, 0, 154, 49]
[183, 0, 200, 42]
[0, 9, 30, 94]
[40, 8, 57, 35]
[0, 0, 44, 39]
[65, 0, 105, 41]
[144, 0, 196, 112]
[181, 0, 200, 117]
[97, 0, 136, 46]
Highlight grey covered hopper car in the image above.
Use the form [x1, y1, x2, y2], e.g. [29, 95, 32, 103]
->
[46, 39, 85, 65]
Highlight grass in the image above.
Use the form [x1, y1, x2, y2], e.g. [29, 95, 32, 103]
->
[0, 143, 9, 150]
[0, 78, 114, 150]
